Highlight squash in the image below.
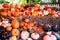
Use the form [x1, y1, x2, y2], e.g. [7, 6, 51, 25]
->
[21, 31, 29, 40]
[9, 36, 17, 40]
[12, 29, 19, 36]
[43, 32, 57, 40]
[31, 33, 40, 39]
[11, 19, 19, 28]
[2, 3, 8, 8]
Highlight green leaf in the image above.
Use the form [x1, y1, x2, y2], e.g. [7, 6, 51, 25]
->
[37, 0, 41, 2]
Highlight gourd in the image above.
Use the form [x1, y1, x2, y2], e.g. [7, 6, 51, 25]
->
[43, 32, 57, 40]
[31, 32, 40, 39]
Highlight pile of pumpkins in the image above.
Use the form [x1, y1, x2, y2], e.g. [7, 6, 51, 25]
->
[0, 3, 60, 40]
[0, 3, 60, 17]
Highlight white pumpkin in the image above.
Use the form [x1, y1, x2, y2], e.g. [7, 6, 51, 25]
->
[2, 20, 9, 24]
[27, 38, 32, 40]
[43, 32, 57, 40]
[44, 10, 48, 15]
[21, 31, 29, 40]
[0, 22, 2, 26]
[9, 36, 17, 40]
[31, 33, 40, 39]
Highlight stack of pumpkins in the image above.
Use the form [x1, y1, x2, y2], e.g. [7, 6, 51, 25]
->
[0, 3, 60, 40]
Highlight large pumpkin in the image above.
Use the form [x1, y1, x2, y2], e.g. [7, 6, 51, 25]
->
[43, 32, 57, 40]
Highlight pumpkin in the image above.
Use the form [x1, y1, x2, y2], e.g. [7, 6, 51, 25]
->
[2, 3, 8, 8]
[44, 10, 48, 15]
[7, 10, 12, 17]
[47, 8, 52, 13]
[11, 19, 19, 28]
[43, 32, 57, 40]
[26, 22, 34, 28]
[1, 12, 7, 16]
[9, 36, 17, 40]
[27, 38, 32, 40]
[25, 19, 30, 23]
[37, 27, 43, 32]
[32, 12, 37, 16]
[6, 26, 12, 31]
[14, 4, 18, 8]
[12, 11, 19, 17]
[21, 31, 29, 40]
[19, 21, 25, 27]
[35, 4, 40, 7]
[31, 33, 40, 39]
[12, 29, 19, 36]
[2, 20, 9, 24]
[23, 26, 28, 29]
[51, 10, 56, 15]
[9, 3, 13, 8]
[0, 22, 2, 26]
[58, 12, 60, 16]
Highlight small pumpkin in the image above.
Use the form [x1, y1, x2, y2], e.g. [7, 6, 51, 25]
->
[1, 12, 7, 16]
[12, 11, 19, 17]
[9, 36, 17, 40]
[37, 27, 43, 32]
[19, 21, 25, 27]
[25, 19, 30, 23]
[27, 22, 34, 28]
[58, 12, 60, 16]
[6, 26, 12, 31]
[11, 19, 19, 28]
[2, 3, 8, 8]
[12, 29, 19, 36]
[32, 12, 37, 16]
[47, 8, 52, 13]
[27, 38, 32, 40]
[51, 10, 56, 15]
[31, 32, 40, 39]
[21, 31, 29, 40]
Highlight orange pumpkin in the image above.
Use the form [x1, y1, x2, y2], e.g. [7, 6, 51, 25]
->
[37, 27, 43, 32]
[9, 3, 13, 8]
[19, 21, 25, 27]
[6, 26, 12, 31]
[35, 4, 40, 7]
[23, 26, 27, 29]
[14, 4, 18, 8]
[27, 22, 34, 28]
[12, 11, 19, 17]
[20, 4, 24, 10]
[1, 12, 7, 16]
[51, 10, 56, 15]
[47, 8, 52, 13]
[19, 12, 23, 16]
[32, 12, 37, 16]
[7, 11, 11, 17]
[11, 19, 19, 28]
[12, 29, 19, 36]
